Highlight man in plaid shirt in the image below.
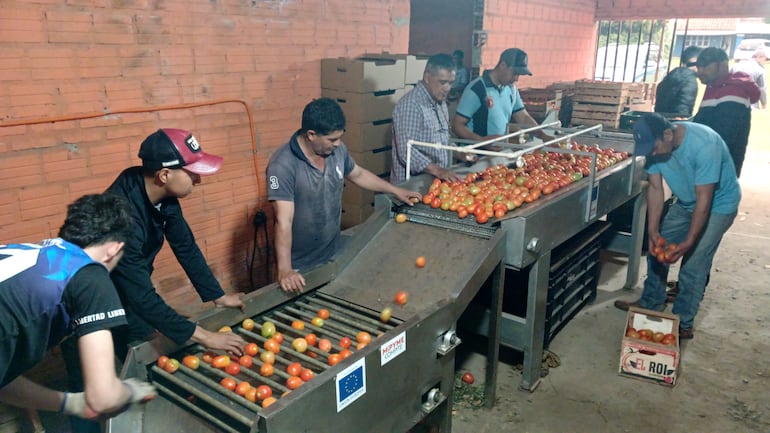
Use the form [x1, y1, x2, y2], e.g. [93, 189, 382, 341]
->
[391, 53, 465, 184]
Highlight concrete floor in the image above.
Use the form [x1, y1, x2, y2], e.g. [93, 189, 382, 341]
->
[451, 110, 770, 433]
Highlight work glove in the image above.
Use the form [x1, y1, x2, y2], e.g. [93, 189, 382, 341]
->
[60, 379, 156, 419]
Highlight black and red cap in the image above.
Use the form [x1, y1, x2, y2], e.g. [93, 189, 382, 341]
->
[138, 128, 223, 175]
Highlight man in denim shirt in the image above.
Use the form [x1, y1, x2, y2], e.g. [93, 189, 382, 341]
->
[615, 113, 740, 340]
[391, 53, 464, 183]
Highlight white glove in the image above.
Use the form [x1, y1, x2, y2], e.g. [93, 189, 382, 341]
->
[60, 379, 155, 419]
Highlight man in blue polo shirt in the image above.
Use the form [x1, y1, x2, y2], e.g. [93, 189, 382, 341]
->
[452, 48, 549, 141]
[614, 113, 740, 340]
[267, 98, 421, 293]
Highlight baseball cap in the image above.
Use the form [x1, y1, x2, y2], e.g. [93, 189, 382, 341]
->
[500, 48, 533, 76]
[695, 47, 728, 68]
[138, 128, 223, 175]
[634, 115, 658, 156]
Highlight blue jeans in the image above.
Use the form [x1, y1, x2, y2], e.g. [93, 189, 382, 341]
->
[639, 202, 736, 329]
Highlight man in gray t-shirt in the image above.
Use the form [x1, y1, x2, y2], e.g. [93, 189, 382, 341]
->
[266, 98, 421, 293]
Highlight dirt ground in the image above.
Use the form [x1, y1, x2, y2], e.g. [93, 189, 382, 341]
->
[450, 109, 770, 433]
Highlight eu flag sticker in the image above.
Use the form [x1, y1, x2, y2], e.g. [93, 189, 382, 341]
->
[335, 358, 366, 412]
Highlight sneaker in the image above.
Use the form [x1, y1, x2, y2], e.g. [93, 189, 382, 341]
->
[679, 327, 694, 340]
[614, 299, 666, 312]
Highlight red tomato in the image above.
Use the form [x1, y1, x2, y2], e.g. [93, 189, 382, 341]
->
[235, 381, 251, 396]
[244, 343, 259, 357]
[300, 368, 315, 382]
[461, 372, 475, 384]
[356, 331, 372, 344]
[212, 355, 231, 369]
[339, 349, 353, 359]
[339, 336, 352, 349]
[157, 355, 169, 369]
[356, 342, 368, 350]
[272, 332, 284, 344]
[163, 358, 180, 374]
[238, 355, 253, 368]
[255, 385, 272, 401]
[318, 339, 332, 352]
[305, 333, 317, 347]
[652, 332, 665, 343]
[286, 376, 303, 390]
[201, 351, 216, 364]
[415, 256, 426, 268]
[264, 339, 281, 354]
[291, 320, 305, 330]
[286, 362, 302, 377]
[327, 354, 342, 366]
[317, 309, 330, 320]
[225, 363, 241, 376]
[259, 363, 274, 377]
[476, 213, 489, 224]
[244, 387, 258, 403]
[394, 291, 408, 306]
[656, 236, 667, 247]
[262, 396, 277, 408]
[182, 355, 200, 370]
[430, 197, 441, 209]
[220, 377, 236, 391]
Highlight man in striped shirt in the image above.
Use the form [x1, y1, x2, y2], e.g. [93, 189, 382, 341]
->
[694, 47, 760, 177]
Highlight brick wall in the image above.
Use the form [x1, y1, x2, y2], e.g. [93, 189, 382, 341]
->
[596, 0, 769, 20]
[479, 0, 599, 87]
[0, 0, 410, 310]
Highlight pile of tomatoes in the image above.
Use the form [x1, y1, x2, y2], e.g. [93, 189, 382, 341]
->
[421, 143, 628, 224]
[625, 327, 677, 346]
[156, 305, 390, 409]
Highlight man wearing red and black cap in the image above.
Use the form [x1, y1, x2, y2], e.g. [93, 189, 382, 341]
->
[452, 48, 550, 141]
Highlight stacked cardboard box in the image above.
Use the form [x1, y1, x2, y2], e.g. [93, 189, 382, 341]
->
[570, 80, 649, 129]
[321, 55, 407, 228]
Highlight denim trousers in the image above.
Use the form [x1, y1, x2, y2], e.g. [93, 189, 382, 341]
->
[639, 202, 736, 329]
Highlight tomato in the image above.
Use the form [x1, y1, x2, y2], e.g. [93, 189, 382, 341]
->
[182, 355, 200, 370]
[201, 351, 216, 364]
[212, 355, 231, 369]
[415, 256, 426, 268]
[244, 343, 259, 357]
[220, 377, 236, 391]
[394, 290, 408, 306]
[264, 339, 280, 354]
[638, 329, 653, 341]
[259, 350, 275, 365]
[163, 358, 180, 374]
[461, 372, 475, 384]
[300, 368, 315, 382]
[394, 213, 407, 223]
[235, 381, 251, 396]
[286, 362, 303, 377]
[476, 212, 489, 224]
[259, 363, 274, 377]
[356, 331, 372, 344]
[238, 355, 253, 368]
[291, 320, 305, 330]
[651, 245, 663, 255]
[494, 208, 506, 218]
[327, 354, 342, 366]
[225, 363, 241, 376]
[256, 385, 272, 401]
[356, 342, 368, 350]
[661, 333, 677, 345]
[292, 337, 308, 353]
[339, 336, 352, 349]
[157, 355, 169, 369]
[652, 332, 665, 343]
[318, 338, 332, 352]
[261, 322, 276, 338]
[272, 332, 284, 344]
[262, 396, 277, 408]
[457, 208, 468, 219]
[286, 376, 303, 390]
[656, 251, 667, 263]
[242, 318, 255, 331]
[656, 236, 666, 247]
[305, 333, 317, 347]
[625, 327, 637, 337]
[339, 349, 353, 359]
[218, 325, 233, 333]
[380, 307, 392, 323]
[244, 387, 258, 403]
[311, 317, 325, 327]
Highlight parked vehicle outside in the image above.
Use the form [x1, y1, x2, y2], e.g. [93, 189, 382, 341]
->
[733, 38, 770, 62]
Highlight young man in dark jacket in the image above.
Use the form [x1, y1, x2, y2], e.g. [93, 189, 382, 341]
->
[694, 47, 760, 177]
[654, 46, 703, 117]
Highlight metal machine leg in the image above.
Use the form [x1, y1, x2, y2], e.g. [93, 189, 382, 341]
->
[623, 182, 647, 289]
[484, 260, 505, 407]
[519, 251, 550, 391]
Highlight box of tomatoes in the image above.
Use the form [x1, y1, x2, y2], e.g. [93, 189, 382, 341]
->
[618, 306, 680, 386]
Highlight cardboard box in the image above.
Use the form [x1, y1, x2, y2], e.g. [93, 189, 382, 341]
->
[618, 307, 680, 386]
[341, 202, 375, 229]
[343, 119, 393, 152]
[350, 147, 391, 177]
[371, 53, 429, 85]
[322, 88, 405, 124]
[321, 56, 406, 93]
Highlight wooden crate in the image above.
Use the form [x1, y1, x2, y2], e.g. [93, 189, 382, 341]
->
[520, 88, 563, 120]
[574, 80, 646, 106]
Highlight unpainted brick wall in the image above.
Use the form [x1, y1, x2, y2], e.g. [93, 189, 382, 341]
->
[480, 0, 599, 86]
[0, 0, 410, 311]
